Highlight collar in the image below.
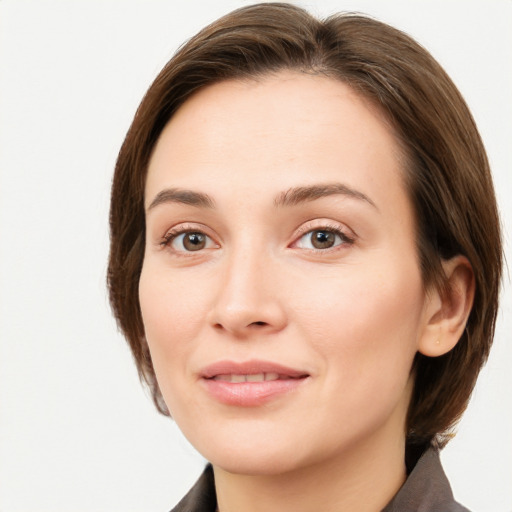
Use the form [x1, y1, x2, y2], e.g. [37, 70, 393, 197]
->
[382, 447, 470, 511]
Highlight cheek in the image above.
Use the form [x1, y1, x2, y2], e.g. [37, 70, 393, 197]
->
[138, 264, 208, 372]
[290, 261, 425, 373]
[139, 265, 212, 419]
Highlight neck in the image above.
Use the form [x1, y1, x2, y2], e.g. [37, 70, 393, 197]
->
[213, 432, 407, 512]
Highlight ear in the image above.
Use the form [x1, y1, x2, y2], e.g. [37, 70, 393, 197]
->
[418, 255, 475, 357]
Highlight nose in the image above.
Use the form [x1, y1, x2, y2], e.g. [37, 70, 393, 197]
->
[208, 247, 287, 337]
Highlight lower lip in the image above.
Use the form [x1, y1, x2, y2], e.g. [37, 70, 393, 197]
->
[201, 377, 308, 407]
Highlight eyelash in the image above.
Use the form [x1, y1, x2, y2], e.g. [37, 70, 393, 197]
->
[160, 224, 215, 249]
[159, 223, 355, 253]
[293, 223, 355, 251]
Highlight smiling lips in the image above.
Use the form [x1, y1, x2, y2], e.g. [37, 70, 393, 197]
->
[200, 360, 309, 406]
[213, 372, 291, 382]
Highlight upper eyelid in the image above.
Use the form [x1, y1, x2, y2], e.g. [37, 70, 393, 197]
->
[293, 219, 355, 238]
[163, 222, 214, 237]
[295, 223, 343, 235]
[159, 223, 219, 248]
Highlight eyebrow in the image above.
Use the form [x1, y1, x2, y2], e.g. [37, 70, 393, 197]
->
[147, 182, 377, 212]
[274, 183, 377, 209]
[147, 188, 215, 211]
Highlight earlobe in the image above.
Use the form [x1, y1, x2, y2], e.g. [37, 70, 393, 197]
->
[418, 255, 475, 357]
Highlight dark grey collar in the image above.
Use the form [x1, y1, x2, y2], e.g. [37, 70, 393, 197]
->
[382, 448, 470, 512]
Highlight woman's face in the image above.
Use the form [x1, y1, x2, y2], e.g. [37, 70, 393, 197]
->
[139, 72, 434, 475]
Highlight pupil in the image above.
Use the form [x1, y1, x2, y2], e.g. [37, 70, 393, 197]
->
[184, 233, 205, 251]
[312, 230, 335, 249]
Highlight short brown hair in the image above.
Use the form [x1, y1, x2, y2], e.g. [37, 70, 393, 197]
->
[108, 3, 502, 450]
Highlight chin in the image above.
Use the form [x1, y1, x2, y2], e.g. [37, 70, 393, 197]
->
[210, 450, 305, 476]
[190, 427, 312, 476]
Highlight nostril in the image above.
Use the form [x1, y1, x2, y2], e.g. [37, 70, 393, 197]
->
[212, 321, 267, 330]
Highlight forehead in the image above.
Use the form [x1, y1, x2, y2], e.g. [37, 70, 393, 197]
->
[146, 71, 407, 213]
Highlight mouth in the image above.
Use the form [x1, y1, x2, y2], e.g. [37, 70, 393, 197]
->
[200, 360, 310, 407]
[211, 372, 303, 383]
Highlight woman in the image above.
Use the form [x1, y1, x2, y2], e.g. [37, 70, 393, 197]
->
[107, 3, 502, 511]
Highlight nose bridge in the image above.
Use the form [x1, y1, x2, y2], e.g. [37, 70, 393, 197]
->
[210, 237, 285, 335]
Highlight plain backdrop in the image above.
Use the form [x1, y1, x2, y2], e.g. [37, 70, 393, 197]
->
[0, 1, 511, 511]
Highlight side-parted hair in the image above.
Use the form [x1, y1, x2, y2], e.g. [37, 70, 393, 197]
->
[108, 3, 502, 451]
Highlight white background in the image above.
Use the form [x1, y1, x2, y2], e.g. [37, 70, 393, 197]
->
[0, 1, 510, 511]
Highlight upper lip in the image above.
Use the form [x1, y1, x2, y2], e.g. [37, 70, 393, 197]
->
[200, 359, 309, 379]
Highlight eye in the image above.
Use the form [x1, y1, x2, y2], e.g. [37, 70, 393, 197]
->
[294, 228, 353, 250]
[163, 230, 217, 252]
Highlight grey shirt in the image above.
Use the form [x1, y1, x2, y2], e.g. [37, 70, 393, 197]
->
[170, 448, 470, 512]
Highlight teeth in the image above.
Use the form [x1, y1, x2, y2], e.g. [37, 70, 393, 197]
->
[212, 373, 283, 382]
[246, 373, 264, 382]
